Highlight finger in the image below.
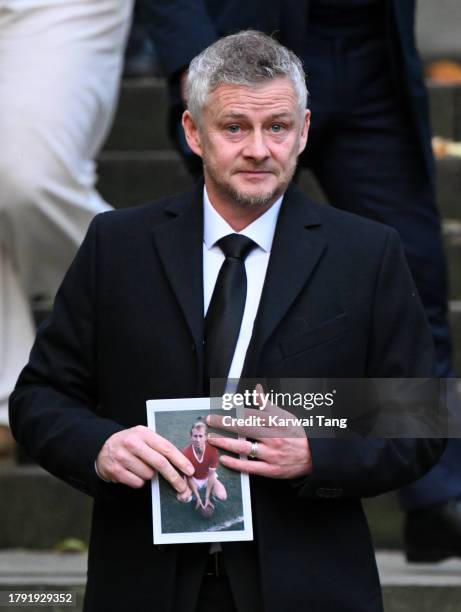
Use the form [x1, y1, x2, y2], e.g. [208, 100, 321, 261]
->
[207, 411, 271, 439]
[125, 441, 190, 493]
[98, 442, 153, 483]
[121, 433, 194, 488]
[150, 452, 191, 493]
[107, 465, 146, 489]
[143, 431, 195, 476]
[120, 455, 156, 481]
[107, 446, 188, 492]
[109, 438, 185, 491]
[219, 454, 280, 477]
[207, 411, 293, 440]
[208, 435, 268, 461]
[110, 427, 195, 478]
[255, 383, 265, 408]
[254, 384, 306, 419]
[177, 487, 192, 503]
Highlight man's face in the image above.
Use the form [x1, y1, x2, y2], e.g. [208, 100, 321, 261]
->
[183, 77, 310, 211]
[191, 427, 206, 452]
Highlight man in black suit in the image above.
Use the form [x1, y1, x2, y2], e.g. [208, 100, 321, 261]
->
[10, 32, 444, 611]
[144, 0, 461, 561]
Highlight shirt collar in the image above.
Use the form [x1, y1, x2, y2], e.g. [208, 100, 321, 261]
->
[203, 186, 283, 253]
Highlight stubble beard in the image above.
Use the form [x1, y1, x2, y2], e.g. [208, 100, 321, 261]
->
[204, 158, 298, 210]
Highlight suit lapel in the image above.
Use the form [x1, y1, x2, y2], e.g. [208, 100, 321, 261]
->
[243, 184, 326, 377]
[151, 185, 204, 367]
[151, 183, 326, 381]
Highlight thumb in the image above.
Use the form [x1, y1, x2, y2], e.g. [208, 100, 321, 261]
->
[255, 383, 265, 409]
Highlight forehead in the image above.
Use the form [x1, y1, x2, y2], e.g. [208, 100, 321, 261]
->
[192, 427, 205, 435]
[205, 77, 299, 119]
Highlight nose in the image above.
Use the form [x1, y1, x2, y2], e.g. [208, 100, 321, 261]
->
[242, 129, 270, 161]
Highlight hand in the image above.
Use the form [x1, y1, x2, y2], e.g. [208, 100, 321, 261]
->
[96, 425, 195, 493]
[204, 498, 214, 510]
[207, 384, 313, 479]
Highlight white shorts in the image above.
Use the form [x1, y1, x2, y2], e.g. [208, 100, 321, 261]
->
[192, 472, 218, 490]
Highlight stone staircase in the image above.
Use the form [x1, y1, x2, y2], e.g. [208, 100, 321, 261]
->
[2, 77, 460, 611]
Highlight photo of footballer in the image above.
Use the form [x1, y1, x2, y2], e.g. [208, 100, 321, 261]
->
[147, 397, 253, 545]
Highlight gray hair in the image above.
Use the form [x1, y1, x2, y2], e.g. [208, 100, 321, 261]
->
[186, 30, 308, 122]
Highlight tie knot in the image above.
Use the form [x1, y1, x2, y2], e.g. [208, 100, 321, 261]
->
[217, 234, 257, 261]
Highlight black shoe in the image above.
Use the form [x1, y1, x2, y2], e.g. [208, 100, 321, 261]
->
[404, 498, 461, 562]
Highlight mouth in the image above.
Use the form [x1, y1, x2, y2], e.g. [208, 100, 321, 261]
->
[236, 170, 276, 178]
[237, 168, 274, 173]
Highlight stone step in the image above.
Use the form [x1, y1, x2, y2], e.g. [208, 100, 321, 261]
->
[0, 463, 91, 550]
[0, 551, 84, 612]
[105, 79, 461, 151]
[104, 79, 170, 151]
[0, 550, 460, 612]
[428, 83, 461, 140]
[443, 221, 461, 300]
[437, 156, 461, 220]
[364, 494, 402, 550]
[380, 552, 461, 612]
[451, 301, 461, 374]
[97, 150, 193, 209]
[96, 151, 461, 223]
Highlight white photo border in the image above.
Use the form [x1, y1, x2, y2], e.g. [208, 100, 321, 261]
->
[146, 397, 253, 545]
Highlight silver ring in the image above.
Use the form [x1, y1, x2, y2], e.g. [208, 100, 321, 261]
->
[248, 441, 258, 460]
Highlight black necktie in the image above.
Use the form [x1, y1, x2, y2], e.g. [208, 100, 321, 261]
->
[204, 234, 257, 392]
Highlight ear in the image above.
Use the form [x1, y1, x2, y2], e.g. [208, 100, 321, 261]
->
[182, 110, 203, 158]
[298, 109, 311, 155]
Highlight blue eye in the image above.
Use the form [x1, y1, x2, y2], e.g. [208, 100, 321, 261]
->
[227, 125, 240, 133]
[271, 124, 283, 132]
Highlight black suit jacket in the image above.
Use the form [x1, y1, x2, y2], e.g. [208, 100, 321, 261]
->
[144, 0, 434, 178]
[10, 183, 444, 611]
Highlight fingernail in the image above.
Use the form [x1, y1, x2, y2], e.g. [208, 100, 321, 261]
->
[186, 465, 194, 475]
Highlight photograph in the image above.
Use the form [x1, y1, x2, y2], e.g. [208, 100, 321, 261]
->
[146, 397, 253, 545]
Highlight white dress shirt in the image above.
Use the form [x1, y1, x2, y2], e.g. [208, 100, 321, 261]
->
[203, 187, 283, 381]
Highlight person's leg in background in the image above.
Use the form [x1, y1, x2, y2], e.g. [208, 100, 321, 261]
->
[0, 0, 134, 449]
[301, 27, 461, 561]
[0, 248, 34, 456]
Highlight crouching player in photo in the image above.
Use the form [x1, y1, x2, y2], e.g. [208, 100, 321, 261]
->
[179, 421, 227, 517]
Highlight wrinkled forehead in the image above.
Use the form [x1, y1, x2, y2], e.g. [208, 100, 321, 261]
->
[204, 77, 301, 119]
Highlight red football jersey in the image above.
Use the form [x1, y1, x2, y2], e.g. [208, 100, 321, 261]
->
[182, 442, 218, 480]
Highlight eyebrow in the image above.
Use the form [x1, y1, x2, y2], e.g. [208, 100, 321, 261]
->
[219, 111, 294, 121]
